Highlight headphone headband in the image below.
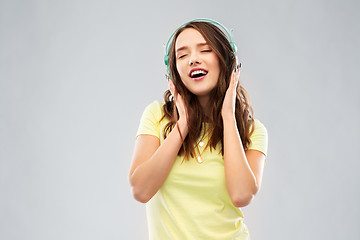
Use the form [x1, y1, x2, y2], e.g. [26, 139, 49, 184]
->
[164, 18, 238, 72]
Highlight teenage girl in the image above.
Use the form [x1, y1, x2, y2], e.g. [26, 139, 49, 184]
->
[129, 19, 268, 239]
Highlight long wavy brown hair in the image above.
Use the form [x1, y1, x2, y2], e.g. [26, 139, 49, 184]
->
[161, 21, 255, 160]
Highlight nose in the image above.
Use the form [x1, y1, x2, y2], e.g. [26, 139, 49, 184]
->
[189, 53, 201, 66]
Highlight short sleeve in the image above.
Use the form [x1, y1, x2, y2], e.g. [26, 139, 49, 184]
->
[247, 119, 268, 159]
[136, 101, 163, 139]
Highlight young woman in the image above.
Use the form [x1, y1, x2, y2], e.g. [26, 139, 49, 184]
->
[129, 19, 268, 239]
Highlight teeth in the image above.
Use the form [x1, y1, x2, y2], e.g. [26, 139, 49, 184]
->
[191, 70, 207, 77]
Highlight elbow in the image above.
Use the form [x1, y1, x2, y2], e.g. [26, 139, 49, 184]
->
[131, 186, 151, 203]
[134, 194, 151, 204]
[129, 175, 151, 204]
[230, 184, 260, 207]
[231, 193, 255, 208]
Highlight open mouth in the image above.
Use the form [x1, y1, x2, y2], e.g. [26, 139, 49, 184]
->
[190, 69, 208, 79]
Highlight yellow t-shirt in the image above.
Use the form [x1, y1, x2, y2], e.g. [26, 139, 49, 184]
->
[136, 101, 268, 240]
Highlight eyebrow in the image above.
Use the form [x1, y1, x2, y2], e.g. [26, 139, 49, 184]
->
[176, 43, 209, 52]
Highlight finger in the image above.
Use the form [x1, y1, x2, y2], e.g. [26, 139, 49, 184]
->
[168, 79, 175, 95]
[235, 69, 240, 88]
[229, 70, 236, 88]
[169, 80, 180, 104]
[168, 81, 173, 96]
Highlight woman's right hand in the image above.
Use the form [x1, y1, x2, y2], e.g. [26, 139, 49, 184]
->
[168, 80, 188, 123]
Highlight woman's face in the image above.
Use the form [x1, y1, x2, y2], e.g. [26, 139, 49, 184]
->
[175, 28, 220, 98]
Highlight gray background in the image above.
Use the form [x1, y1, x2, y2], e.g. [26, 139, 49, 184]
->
[1, 0, 359, 239]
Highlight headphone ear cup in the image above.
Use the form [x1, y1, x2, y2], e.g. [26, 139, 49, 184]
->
[164, 54, 172, 79]
[167, 67, 171, 79]
[164, 54, 169, 66]
[231, 42, 238, 54]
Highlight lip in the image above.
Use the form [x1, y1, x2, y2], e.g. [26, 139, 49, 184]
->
[188, 67, 208, 77]
[192, 75, 206, 81]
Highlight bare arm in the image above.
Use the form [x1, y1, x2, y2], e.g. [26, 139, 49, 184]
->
[129, 80, 188, 203]
[129, 119, 188, 203]
[221, 68, 266, 207]
[223, 117, 265, 207]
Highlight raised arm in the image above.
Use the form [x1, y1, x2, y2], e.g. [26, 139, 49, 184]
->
[129, 119, 188, 203]
[221, 69, 266, 208]
[129, 80, 188, 203]
[222, 117, 266, 207]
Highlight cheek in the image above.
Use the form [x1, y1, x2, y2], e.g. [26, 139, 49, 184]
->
[212, 57, 220, 72]
[176, 62, 187, 79]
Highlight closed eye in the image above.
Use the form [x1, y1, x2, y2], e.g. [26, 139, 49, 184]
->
[178, 54, 187, 59]
[201, 50, 212, 53]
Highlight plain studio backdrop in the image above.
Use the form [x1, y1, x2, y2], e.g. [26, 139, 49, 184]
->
[1, 0, 359, 239]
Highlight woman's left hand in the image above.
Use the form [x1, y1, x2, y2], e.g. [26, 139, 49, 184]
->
[221, 67, 240, 120]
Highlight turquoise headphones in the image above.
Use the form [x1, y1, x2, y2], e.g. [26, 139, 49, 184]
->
[164, 18, 238, 78]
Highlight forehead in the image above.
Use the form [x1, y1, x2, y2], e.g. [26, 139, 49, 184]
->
[175, 28, 207, 50]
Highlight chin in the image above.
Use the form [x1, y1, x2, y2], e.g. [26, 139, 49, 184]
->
[183, 81, 217, 97]
[189, 90, 212, 97]
[191, 86, 217, 96]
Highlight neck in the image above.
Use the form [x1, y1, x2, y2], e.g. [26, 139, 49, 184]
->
[197, 95, 211, 121]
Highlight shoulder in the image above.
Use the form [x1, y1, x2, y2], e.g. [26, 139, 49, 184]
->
[247, 118, 268, 157]
[136, 101, 166, 138]
[145, 101, 164, 115]
[142, 101, 165, 119]
[252, 119, 267, 135]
